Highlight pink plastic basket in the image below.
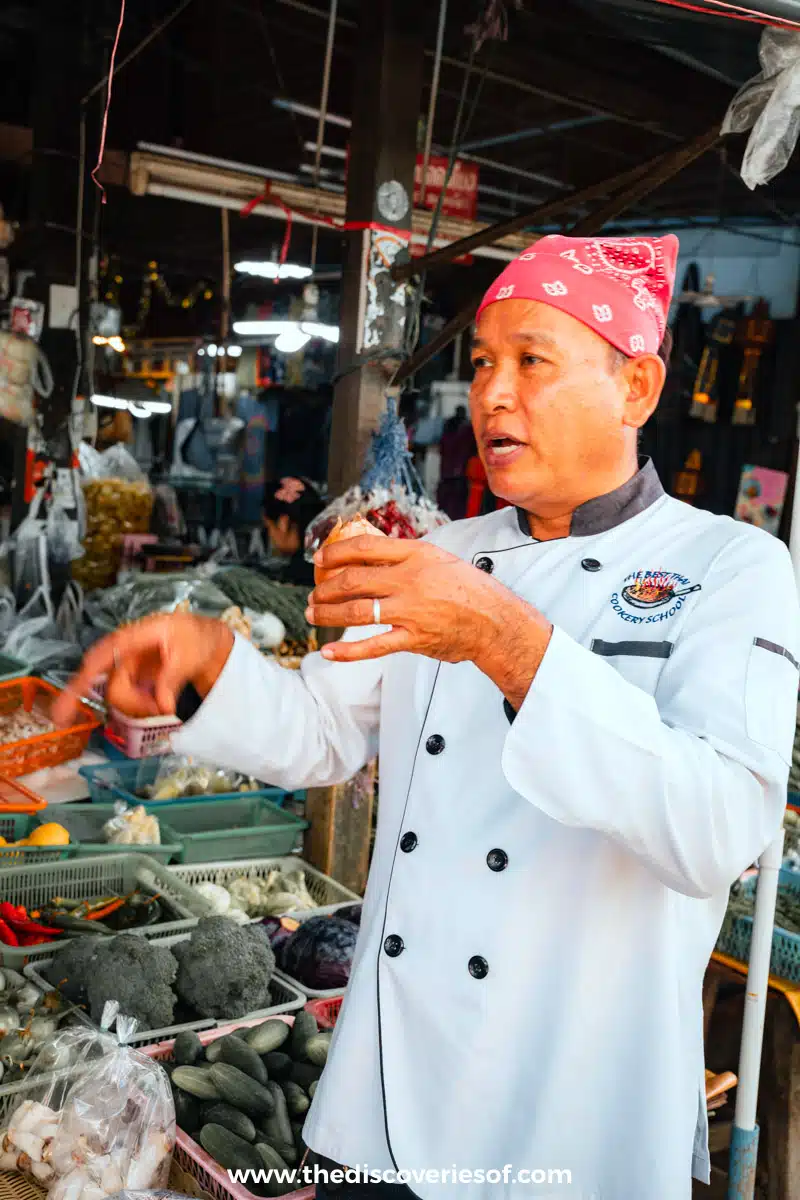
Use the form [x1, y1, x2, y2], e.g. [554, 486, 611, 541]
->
[144, 1015, 314, 1200]
[305, 996, 342, 1029]
[104, 709, 182, 758]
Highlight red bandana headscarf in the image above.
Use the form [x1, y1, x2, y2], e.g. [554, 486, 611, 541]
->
[476, 233, 679, 357]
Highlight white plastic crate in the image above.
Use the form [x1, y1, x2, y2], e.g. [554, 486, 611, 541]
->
[0, 853, 198, 969]
[26, 930, 306, 1046]
[170, 855, 361, 918]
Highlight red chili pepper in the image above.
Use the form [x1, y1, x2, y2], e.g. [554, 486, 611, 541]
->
[17, 932, 56, 947]
[0, 904, 63, 937]
[0, 918, 19, 947]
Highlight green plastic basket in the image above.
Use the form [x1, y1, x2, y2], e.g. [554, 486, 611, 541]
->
[45, 804, 181, 863]
[146, 795, 308, 864]
[716, 867, 800, 983]
[0, 813, 71, 865]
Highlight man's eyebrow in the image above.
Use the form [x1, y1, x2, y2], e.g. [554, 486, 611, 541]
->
[470, 332, 557, 350]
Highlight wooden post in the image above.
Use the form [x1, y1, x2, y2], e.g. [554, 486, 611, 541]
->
[305, 0, 425, 891]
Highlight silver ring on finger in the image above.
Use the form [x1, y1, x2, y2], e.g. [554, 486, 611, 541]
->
[373, 598, 381, 625]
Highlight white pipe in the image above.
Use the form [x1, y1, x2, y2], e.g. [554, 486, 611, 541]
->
[789, 404, 800, 593]
[421, 0, 448, 201]
[733, 830, 785, 1130]
[137, 141, 301, 183]
[312, 0, 338, 190]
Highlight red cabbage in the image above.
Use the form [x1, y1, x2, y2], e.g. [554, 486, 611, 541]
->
[277, 916, 358, 990]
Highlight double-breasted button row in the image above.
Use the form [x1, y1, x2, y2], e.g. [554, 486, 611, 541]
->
[384, 935, 489, 979]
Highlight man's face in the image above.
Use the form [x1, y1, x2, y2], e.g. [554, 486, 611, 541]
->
[469, 298, 634, 514]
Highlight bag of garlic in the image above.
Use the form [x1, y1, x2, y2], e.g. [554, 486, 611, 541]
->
[0, 1002, 175, 1200]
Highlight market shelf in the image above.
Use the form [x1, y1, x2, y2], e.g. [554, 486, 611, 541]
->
[0, 853, 198, 968]
[170, 856, 362, 917]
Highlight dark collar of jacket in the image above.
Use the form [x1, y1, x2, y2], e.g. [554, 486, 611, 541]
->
[516, 457, 664, 539]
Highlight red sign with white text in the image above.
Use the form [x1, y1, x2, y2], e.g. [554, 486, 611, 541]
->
[413, 156, 479, 221]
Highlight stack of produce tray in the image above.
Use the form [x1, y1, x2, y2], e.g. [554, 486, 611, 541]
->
[21, 804, 182, 864]
[26, 922, 306, 1048]
[154, 799, 308, 865]
[0, 853, 198, 969]
[143, 1012, 327, 1200]
[716, 866, 800, 982]
[172, 857, 362, 919]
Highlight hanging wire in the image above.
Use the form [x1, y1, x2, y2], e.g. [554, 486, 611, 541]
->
[90, 0, 127, 204]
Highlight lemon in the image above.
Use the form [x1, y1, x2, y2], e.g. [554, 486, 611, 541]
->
[27, 823, 70, 847]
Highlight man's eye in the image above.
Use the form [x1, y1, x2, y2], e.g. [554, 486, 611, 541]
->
[521, 353, 541, 367]
[471, 355, 491, 369]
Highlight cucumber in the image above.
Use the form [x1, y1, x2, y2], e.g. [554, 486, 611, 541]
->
[218, 1035, 268, 1084]
[245, 1019, 290, 1055]
[173, 1030, 205, 1066]
[289, 1062, 322, 1090]
[282, 1081, 310, 1117]
[172, 1066, 221, 1101]
[172, 1086, 202, 1134]
[289, 1011, 318, 1060]
[308, 1079, 318, 1100]
[205, 1038, 228, 1064]
[305, 1032, 331, 1067]
[254, 1143, 291, 1196]
[210, 1063, 275, 1115]
[290, 1120, 306, 1152]
[200, 1124, 263, 1173]
[202, 1103, 257, 1143]
[266, 1081, 293, 1145]
[263, 1051, 292, 1081]
[260, 1133, 297, 1166]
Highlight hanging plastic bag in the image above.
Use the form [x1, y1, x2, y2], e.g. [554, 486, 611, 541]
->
[305, 397, 448, 557]
[0, 586, 15, 638]
[0, 1002, 175, 1198]
[722, 27, 800, 189]
[73, 445, 153, 592]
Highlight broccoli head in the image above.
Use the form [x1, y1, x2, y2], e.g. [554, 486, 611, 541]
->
[173, 916, 275, 1019]
[44, 936, 99, 1006]
[87, 933, 177, 1031]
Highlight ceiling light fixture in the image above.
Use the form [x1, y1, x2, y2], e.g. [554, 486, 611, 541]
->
[233, 319, 340, 342]
[92, 335, 126, 352]
[234, 261, 314, 280]
[90, 393, 128, 410]
[274, 328, 312, 354]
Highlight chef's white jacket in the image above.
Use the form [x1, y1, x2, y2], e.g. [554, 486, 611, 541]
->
[174, 461, 800, 1200]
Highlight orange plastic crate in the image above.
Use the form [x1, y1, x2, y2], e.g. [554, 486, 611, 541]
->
[0, 677, 100, 778]
[0, 775, 47, 813]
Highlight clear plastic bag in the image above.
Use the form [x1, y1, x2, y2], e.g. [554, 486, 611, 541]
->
[0, 1003, 175, 1200]
[305, 482, 449, 557]
[142, 754, 258, 801]
[103, 802, 161, 846]
[722, 27, 800, 189]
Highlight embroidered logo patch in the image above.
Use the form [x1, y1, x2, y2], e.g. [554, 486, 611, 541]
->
[610, 571, 701, 625]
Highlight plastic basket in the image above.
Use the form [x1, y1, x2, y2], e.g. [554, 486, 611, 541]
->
[105, 710, 183, 759]
[0, 678, 100, 778]
[155, 797, 308, 864]
[43, 803, 182, 864]
[0, 653, 26, 685]
[171, 856, 361, 916]
[79, 757, 294, 810]
[305, 995, 342, 1029]
[0, 813, 70, 866]
[0, 776, 46, 814]
[142, 1015, 314, 1200]
[0, 853, 199, 968]
[716, 867, 800, 983]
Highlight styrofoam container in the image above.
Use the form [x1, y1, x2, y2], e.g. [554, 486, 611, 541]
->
[0, 853, 198, 968]
[170, 856, 362, 917]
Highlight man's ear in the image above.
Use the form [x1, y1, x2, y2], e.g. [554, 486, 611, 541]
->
[621, 353, 666, 430]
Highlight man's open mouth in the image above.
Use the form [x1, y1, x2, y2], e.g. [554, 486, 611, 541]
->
[486, 436, 524, 459]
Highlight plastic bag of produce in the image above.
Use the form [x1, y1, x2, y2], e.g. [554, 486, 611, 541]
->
[0, 1001, 175, 1200]
[103, 802, 161, 846]
[142, 755, 257, 801]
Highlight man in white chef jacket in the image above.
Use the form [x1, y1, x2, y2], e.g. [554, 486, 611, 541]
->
[58, 233, 800, 1200]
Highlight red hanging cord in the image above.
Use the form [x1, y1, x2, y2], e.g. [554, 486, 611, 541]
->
[651, 0, 800, 29]
[91, 0, 127, 203]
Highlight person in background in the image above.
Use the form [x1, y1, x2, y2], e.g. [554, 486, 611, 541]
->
[436, 403, 475, 520]
[262, 476, 325, 586]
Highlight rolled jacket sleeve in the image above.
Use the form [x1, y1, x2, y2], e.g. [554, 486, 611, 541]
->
[172, 629, 383, 789]
[501, 528, 800, 898]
